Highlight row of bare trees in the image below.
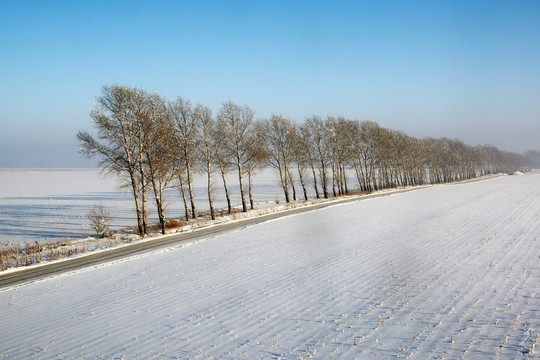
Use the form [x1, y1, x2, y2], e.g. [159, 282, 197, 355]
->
[78, 85, 530, 237]
[77, 85, 262, 236]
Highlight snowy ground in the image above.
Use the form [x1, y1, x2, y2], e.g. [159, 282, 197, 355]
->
[0, 168, 288, 244]
[0, 172, 539, 359]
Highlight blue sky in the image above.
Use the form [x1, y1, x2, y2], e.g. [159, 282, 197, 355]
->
[1, 0, 539, 167]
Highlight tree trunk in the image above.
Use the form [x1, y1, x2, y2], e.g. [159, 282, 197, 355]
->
[207, 162, 215, 221]
[297, 166, 308, 201]
[138, 162, 148, 235]
[219, 164, 232, 214]
[129, 170, 144, 237]
[309, 160, 320, 199]
[237, 162, 247, 213]
[338, 162, 344, 196]
[149, 171, 165, 234]
[185, 155, 197, 219]
[248, 168, 254, 210]
[286, 165, 296, 201]
[278, 161, 290, 203]
[342, 163, 348, 195]
[141, 188, 148, 235]
[365, 158, 374, 192]
[320, 161, 328, 199]
[147, 159, 166, 235]
[331, 162, 337, 197]
[353, 163, 364, 191]
[177, 171, 190, 221]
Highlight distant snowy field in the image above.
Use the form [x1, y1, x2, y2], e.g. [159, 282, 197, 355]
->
[1, 172, 539, 359]
[0, 168, 286, 244]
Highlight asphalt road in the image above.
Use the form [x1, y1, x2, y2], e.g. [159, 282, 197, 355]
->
[0, 180, 487, 290]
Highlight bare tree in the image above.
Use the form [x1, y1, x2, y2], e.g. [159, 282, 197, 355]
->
[169, 97, 199, 219]
[259, 114, 296, 203]
[217, 101, 254, 212]
[326, 117, 356, 196]
[85, 205, 112, 238]
[80, 85, 531, 234]
[524, 149, 540, 168]
[244, 123, 267, 209]
[289, 125, 310, 201]
[133, 91, 151, 235]
[213, 119, 233, 214]
[356, 121, 379, 191]
[298, 123, 320, 198]
[304, 116, 331, 198]
[77, 85, 149, 237]
[423, 137, 445, 184]
[194, 104, 217, 220]
[144, 92, 176, 234]
[325, 116, 340, 196]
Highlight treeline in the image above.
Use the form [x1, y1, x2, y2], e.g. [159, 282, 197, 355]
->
[77, 85, 530, 237]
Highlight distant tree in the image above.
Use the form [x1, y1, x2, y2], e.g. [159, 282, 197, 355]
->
[325, 116, 339, 196]
[406, 136, 426, 186]
[423, 137, 446, 183]
[217, 101, 255, 212]
[326, 117, 356, 196]
[304, 116, 331, 198]
[298, 123, 321, 198]
[357, 121, 379, 191]
[289, 125, 310, 201]
[524, 150, 540, 168]
[244, 124, 267, 209]
[213, 119, 233, 214]
[259, 114, 296, 203]
[169, 97, 199, 220]
[194, 104, 217, 220]
[502, 151, 529, 172]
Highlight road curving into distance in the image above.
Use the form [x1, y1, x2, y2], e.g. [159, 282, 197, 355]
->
[0, 176, 499, 290]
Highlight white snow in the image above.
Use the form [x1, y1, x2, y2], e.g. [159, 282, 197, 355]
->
[0, 168, 290, 244]
[0, 172, 539, 359]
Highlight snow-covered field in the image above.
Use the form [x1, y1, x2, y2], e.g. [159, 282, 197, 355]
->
[0, 168, 287, 244]
[1, 172, 539, 359]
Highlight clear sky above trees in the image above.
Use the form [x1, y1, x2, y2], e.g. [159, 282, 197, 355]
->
[1, 0, 539, 167]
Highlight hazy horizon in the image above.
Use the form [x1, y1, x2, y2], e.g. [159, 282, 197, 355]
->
[1, 1, 539, 167]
